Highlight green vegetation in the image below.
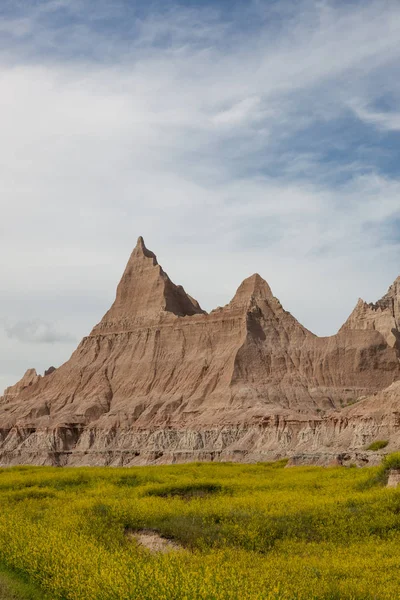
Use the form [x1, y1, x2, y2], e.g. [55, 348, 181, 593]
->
[366, 440, 389, 451]
[372, 451, 400, 485]
[0, 565, 48, 599]
[381, 452, 400, 471]
[144, 481, 225, 499]
[0, 461, 400, 598]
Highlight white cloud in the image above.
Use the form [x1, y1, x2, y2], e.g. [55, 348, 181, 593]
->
[0, 0, 400, 389]
[4, 320, 76, 344]
[349, 100, 400, 132]
[212, 97, 263, 126]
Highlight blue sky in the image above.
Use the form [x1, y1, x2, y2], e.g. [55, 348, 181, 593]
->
[0, 0, 400, 390]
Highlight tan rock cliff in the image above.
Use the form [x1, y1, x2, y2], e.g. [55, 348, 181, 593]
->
[1, 237, 399, 466]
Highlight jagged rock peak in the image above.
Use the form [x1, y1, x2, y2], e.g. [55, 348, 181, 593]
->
[230, 273, 273, 307]
[341, 275, 400, 349]
[0, 368, 41, 404]
[132, 236, 158, 263]
[91, 237, 204, 333]
[374, 276, 400, 325]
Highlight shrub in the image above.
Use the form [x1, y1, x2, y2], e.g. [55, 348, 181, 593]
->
[373, 452, 400, 485]
[366, 440, 389, 451]
[381, 452, 400, 471]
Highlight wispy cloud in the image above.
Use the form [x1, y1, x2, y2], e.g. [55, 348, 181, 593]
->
[349, 100, 400, 132]
[212, 96, 263, 126]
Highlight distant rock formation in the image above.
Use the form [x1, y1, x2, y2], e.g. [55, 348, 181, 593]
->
[0, 237, 399, 466]
[1, 369, 42, 404]
[341, 276, 400, 349]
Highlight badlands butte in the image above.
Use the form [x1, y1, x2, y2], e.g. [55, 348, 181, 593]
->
[1, 237, 400, 467]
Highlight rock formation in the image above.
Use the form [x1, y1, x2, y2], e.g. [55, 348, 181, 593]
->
[1, 369, 42, 404]
[0, 237, 399, 466]
[340, 276, 400, 349]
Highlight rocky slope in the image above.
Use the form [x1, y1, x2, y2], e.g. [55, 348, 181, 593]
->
[1, 237, 399, 466]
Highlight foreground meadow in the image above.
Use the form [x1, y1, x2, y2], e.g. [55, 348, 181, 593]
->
[0, 460, 399, 599]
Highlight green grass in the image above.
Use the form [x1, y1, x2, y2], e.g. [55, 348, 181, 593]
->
[366, 440, 389, 451]
[0, 460, 399, 598]
[0, 566, 48, 600]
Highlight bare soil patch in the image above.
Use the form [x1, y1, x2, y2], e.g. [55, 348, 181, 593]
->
[125, 529, 182, 553]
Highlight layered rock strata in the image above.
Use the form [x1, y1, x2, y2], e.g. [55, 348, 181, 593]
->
[1, 237, 399, 466]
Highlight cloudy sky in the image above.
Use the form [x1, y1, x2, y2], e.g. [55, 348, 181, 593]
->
[1, 0, 400, 391]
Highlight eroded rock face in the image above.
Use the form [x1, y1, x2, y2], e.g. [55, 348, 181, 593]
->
[0, 369, 42, 404]
[1, 237, 399, 466]
[341, 277, 400, 350]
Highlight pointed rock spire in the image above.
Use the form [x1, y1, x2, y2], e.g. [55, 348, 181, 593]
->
[92, 237, 204, 333]
[133, 236, 158, 262]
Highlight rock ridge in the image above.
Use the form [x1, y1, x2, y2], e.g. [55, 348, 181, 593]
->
[1, 237, 400, 466]
[340, 276, 400, 351]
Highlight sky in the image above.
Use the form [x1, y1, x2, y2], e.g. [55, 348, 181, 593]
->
[1, 0, 400, 391]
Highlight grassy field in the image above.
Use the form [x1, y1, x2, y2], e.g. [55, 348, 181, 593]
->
[0, 460, 399, 599]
